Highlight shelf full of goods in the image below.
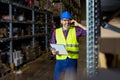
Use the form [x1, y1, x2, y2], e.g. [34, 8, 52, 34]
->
[0, 0, 53, 77]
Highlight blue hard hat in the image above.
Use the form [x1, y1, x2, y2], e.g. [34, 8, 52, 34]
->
[60, 11, 72, 19]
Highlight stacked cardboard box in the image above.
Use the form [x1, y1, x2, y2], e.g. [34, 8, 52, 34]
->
[0, 27, 8, 38]
[39, 0, 52, 11]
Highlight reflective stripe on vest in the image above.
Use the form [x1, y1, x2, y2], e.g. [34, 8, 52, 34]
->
[56, 27, 79, 60]
[66, 44, 79, 52]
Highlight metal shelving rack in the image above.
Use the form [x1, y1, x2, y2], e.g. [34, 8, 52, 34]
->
[0, 0, 53, 76]
[86, 0, 101, 79]
[61, 0, 81, 21]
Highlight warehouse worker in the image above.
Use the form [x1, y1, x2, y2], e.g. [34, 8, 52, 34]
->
[50, 11, 86, 80]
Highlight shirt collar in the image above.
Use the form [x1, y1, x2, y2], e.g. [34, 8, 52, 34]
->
[62, 27, 69, 31]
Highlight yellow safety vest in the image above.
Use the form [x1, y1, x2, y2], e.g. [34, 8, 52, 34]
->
[56, 27, 79, 60]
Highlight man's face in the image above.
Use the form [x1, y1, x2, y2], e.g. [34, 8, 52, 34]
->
[61, 18, 71, 28]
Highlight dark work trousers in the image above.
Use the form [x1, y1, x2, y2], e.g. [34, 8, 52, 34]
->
[54, 58, 77, 80]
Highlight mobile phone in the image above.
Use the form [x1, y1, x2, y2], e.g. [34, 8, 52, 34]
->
[70, 22, 75, 26]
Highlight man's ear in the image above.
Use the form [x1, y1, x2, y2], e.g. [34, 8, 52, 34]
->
[60, 19, 63, 23]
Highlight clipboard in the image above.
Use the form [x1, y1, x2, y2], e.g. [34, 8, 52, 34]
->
[50, 44, 68, 54]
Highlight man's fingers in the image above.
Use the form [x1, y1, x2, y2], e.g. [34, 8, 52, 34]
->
[52, 50, 59, 55]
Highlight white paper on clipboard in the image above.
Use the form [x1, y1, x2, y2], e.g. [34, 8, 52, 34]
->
[50, 44, 68, 54]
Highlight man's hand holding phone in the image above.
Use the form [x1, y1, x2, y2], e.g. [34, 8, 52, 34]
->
[71, 19, 87, 30]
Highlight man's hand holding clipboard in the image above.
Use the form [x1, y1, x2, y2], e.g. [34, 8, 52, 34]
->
[50, 44, 68, 55]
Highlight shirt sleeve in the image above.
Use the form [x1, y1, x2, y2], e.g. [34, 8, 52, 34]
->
[76, 27, 86, 37]
[50, 30, 56, 44]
